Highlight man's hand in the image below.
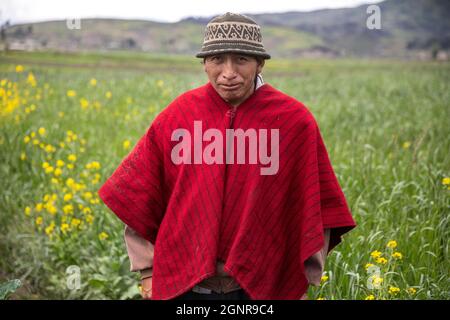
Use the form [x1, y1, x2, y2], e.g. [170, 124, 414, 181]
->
[140, 277, 152, 299]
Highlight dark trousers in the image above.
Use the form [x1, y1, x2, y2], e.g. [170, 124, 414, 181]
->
[173, 289, 251, 300]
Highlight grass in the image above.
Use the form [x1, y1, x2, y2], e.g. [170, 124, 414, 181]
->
[0, 50, 449, 299]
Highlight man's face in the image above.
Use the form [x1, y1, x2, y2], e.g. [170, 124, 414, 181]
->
[203, 53, 265, 107]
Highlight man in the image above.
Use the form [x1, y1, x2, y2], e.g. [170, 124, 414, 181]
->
[98, 12, 356, 300]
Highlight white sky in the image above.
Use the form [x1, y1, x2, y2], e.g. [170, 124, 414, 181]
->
[1, 0, 384, 25]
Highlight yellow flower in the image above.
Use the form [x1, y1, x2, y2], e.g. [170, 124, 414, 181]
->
[20, 152, 26, 161]
[123, 140, 131, 150]
[80, 98, 89, 109]
[38, 127, 46, 136]
[89, 78, 97, 86]
[63, 193, 73, 202]
[35, 203, 43, 212]
[156, 80, 164, 88]
[42, 162, 50, 169]
[54, 168, 62, 177]
[442, 177, 450, 185]
[24, 136, 30, 143]
[371, 276, 383, 287]
[82, 207, 92, 214]
[63, 204, 74, 215]
[67, 90, 76, 97]
[66, 178, 75, 187]
[98, 232, 109, 241]
[70, 218, 81, 228]
[61, 223, 70, 233]
[68, 154, 77, 162]
[45, 166, 54, 174]
[320, 275, 329, 283]
[105, 91, 112, 99]
[316, 297, 325, 300]
[86, 214, 94, 224]
[26, 72, 36, 87]
[15, 65, 24, 73]
[56, 160, 65, 167]
[370, 250, 382, 259]
[45, 222, 55, 236]
[46, 204, 57, 215]
[86, 161, 101, 170]
[25, 206, 32, 216]
[45, 145, 53, 153]
[51, 178, 59, 184]
[402, 141, 411, 149]
[388, 286, 400, 295]
[83, 192, 93, 200]
[75, 183, 84, 191]
[392, 252, 403, 260]
[407, 287, 417, 295]
[67, 164, 74, 170]
[59, 112, 64, 118]
[33, 139, 40, 145]
[35, 216, 43, 225]
[386, 240, 397, 249]
[365, 295, 375, 300]
[375, 257, 388, 265]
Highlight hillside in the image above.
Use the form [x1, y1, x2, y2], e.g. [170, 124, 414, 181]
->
[2, 0, 449, 59]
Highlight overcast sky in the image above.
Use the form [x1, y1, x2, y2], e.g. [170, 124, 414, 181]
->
[1, 0, 384, 25]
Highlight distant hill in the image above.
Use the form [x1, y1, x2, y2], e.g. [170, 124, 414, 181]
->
[2, 0, 449, 59]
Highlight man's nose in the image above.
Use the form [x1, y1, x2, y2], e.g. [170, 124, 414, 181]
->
[221, 60, 237, 79]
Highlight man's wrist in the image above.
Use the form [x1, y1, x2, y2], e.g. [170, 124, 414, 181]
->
[140, 268, 153, 280]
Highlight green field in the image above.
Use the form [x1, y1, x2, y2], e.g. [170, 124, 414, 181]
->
[0, 51, 449, 299]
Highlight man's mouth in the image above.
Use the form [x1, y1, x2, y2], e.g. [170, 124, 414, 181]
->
[220, 83, 241, 91]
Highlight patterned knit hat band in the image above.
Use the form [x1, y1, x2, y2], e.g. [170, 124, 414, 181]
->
[196, 12, 271, 59]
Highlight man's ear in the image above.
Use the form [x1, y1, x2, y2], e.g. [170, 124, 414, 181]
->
[202, 58, 207, 72]
[257, 59, 265, 74]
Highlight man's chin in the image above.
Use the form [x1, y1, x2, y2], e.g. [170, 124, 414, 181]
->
[219, 91, 240, 102]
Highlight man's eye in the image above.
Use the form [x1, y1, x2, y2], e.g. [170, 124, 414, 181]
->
[239, 57, 248, 61]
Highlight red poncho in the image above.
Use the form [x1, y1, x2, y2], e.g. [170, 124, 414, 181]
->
[98, 82, 356, 300]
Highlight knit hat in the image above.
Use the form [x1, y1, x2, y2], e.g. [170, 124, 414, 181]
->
[196, 12, 271, 59]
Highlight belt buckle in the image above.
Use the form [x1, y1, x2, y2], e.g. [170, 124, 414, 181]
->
[192, 285, 213, 294]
